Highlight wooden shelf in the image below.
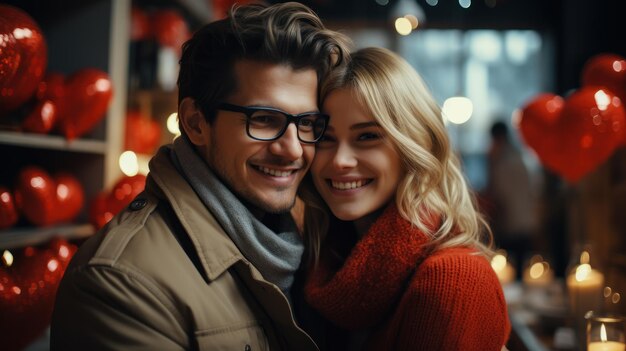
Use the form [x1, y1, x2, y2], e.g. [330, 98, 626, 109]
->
[0, 131, 108, 154]
[0, 224, 94, 250]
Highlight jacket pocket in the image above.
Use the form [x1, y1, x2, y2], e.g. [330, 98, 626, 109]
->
[195, 321, 270, 351]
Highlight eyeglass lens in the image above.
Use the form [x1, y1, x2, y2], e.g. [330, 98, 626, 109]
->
[247, 109, 325, 142]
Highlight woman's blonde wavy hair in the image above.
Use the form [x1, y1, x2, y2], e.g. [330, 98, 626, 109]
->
[300, 47, 494, 266]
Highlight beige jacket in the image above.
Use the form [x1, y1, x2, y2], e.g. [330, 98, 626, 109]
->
[50, 147, 318, 350]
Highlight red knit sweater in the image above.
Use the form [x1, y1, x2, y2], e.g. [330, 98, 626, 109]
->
[305, 205, 510, 351]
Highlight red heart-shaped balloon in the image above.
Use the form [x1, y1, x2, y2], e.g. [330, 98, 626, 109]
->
[131, 6, 152, 41]
[53, 173, 84, 224]
[55, 68, 113, 140]
[555, 87, 625, 182]
[0, 186, 19, 230]
[518, 93, 565, 173]
[125, 111, 162, 154]
[151, 9, 190, 51]
[0, 5, 47, 115]
[89, 174, 147, 230]
[211, 0, 258, 20]
[109, 174, 147, 214]
[89, 191, 116, 230]
[0, 239, 76, 351]
[14, 167, 57, 227]
[36, 72, 66, 102]
[519, 88, 626, 183]
[21, 99, 57, 134]
[581, 54, 626, 103]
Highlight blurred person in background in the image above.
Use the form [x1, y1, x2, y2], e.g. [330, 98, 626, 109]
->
[484, 120, 537, 278]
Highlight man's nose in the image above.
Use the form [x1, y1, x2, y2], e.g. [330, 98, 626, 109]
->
[269, 123, 303, 160]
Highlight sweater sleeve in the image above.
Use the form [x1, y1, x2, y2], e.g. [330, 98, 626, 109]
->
[385, 249, 510, 351]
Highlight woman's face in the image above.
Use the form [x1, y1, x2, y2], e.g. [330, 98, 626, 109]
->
[311, 88, 403, 222]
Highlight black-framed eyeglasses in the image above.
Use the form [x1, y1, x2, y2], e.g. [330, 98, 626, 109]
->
[217, 103, 329, 143]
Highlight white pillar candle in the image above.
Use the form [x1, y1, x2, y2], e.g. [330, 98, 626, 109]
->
[588, 319, 626, 351]
[566, 263, 604, 321]
[588, 341, 626, 351]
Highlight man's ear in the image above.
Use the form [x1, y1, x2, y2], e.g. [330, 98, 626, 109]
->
[179, 97, 210, 146]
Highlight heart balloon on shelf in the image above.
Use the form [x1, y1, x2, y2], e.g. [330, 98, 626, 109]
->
[151, 9, 190, 52]
[0, 238, 77, 351]
[54, 68, 113, 140]
[0, 5, 47, 115]
[109, 174, 147, 214]
[36, 72, 66, 103]
[89, 192, 116, 230]
[581, 54, 626, 104]
[21, 99, 57, 134]
[212, 0, 258, 20]
[14, 167, 58, 227]
[0, 187, 19, 230]
[125, 111, 162, 154]
[53, 173, 84, 223]
[131, 6, 151, 41]
[520, 88, 626, 183]
[89, 174, 147, 230]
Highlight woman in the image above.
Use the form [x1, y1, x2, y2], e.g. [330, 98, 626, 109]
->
[300, 47, 510, 350]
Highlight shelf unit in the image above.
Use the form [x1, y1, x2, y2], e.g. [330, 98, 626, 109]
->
[1, 2, 209, 349]
[0, 131, 108, 154]
[0, 0, 128, 249]
[0, 224, 94, 250]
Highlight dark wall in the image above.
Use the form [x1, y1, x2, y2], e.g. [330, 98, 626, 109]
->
[557, 0, 626, 94]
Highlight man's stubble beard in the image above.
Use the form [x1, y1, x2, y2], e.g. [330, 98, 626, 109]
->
[207, 135, 297, 214]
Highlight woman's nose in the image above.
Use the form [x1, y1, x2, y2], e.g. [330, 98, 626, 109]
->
[332, 143, 358, 170]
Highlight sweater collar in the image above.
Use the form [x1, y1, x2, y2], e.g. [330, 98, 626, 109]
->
[304, 204, 432, 330]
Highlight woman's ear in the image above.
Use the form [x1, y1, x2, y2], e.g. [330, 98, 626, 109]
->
[179, 97, 210, 146]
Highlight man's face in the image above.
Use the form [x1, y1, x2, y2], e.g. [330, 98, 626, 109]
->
[198, 60, 318, 214]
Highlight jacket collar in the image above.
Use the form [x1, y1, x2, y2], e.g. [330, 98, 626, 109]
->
[147, 144, 245, 282]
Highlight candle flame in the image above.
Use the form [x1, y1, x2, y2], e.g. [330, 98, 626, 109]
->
[575, 263, 591, 281]
[600, 323, 607, 342]
[580, 250, 590, 264]
[529, 262, 545, 279]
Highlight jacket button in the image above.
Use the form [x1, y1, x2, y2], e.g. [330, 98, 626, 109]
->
[129, 198, 147, 211]
[245, 345, 251, 351]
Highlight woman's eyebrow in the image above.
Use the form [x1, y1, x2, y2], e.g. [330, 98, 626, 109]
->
[351, 121, 380, 130]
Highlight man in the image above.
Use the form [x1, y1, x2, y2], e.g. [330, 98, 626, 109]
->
[51, 3, 349, 350]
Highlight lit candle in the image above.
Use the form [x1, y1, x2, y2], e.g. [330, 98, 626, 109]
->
[567, 250, 605, 327]
[523, 257, 554, 287]
[588, 323, 626, 351]
[566, 263, 604, 319]
[491, 253, 515, 285]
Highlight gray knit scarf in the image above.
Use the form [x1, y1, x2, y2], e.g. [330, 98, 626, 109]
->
[170, 135, 304, 294]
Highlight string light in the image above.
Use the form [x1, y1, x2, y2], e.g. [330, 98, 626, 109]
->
[119, 151, 139, 176]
